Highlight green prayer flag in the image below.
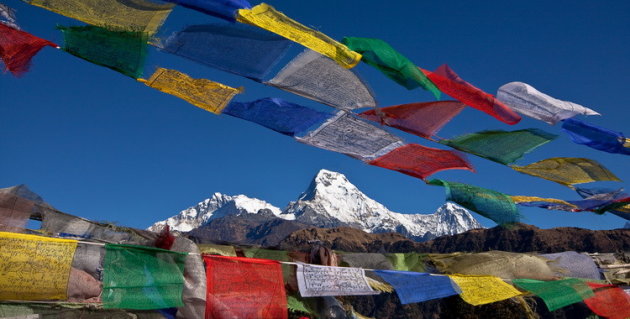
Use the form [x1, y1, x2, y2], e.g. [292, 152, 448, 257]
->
[441, 129, 558, 165]
[385, 253, 428, 273]
[103, 244, 187, 310]
[342, 36, 440, 99]
[512, 278, 594, 311]
[58, 25, 149, 79]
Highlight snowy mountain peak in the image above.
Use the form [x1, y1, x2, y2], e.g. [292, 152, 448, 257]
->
[300, 169, 358, 201]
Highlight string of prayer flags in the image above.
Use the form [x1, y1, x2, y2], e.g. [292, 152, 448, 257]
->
[0, 3, 18, 29]
[297, 111, 404, 161]
[420, 65, 521, 125]
[511, 157, 621, 187]
[359, 101, 466, 138]
[140, 68, 241, 114]
[575, 187, 630, 220]
[0, 231, 77, 300]
[512, 278, 594, 311]
[373, 270, 461, 304]
[583, 282, 630, 319]
[162, 0, 251, 22]
[296, 263, 378, 297]
[157, 23, 292, 82]
[429, 179, 521, 225]
[236, 3, 362, 69]
[58, 25, 149, 79]
[0, 193, 34, 232]
[24, 0, 174, 34]
[496, 82, 600, 125]
[441, 129, 558, 165]
[102, 244, 187, 310]
[561, 118, 630, 155]
[512, 196, 579, 211]
[368, 143, 474, 180]
[447, 275, 522, 306]
[0, 23, 56, 76]
[266, 49, 376, 110]
[223, 98, 333, 136]
[204, 255, 288, 319]
[341, 37, 440, 99]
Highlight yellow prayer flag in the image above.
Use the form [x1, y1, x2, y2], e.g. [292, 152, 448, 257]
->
[511, 157, 621, 186]
[197, 244, 237, 256]
[236, 3, 362, 69]
[0, 231, 78, 300]
[511, 196, 578, 209]
[26, 0, 174, 34]
[448, 274, 522, 306]
[141, 68, 241, 114]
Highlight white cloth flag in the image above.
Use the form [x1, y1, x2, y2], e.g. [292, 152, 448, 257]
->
[296, 263, 378, 297]
[496, 82, 600, 125]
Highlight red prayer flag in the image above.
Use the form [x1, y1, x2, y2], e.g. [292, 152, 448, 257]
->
[359, 100, 466, 138]
[420, 65, 521, 125]
[0, 23, 56, 76]
[368, 143, 474, 180]
[204, 255, 288, 319]
[584, 282, 630, 319]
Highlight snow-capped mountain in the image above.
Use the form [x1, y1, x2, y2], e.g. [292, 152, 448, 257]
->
[149, 169, 482, 241]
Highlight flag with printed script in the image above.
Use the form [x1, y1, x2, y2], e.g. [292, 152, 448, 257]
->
[512, 278, 594, 311]
[141, 68, 241, 114]
[297, 111, 404, 161]
[58, 25, 149, 79]
[296, 264, 378, 297]
[25, 0, 174, 34]
[204, 255, 287, 319]
[368, 144, 474, 180]
[163, 0, 251, 21]
[236, 3, 361, 68]
[342, 37, 440, 99]
[583, 282, 630, 319]
[448, 275, 521, 306]
[496, 82, 600, 125]
[266, 49, 376, 110]
[561, 118, 630, 155]
[429, 179, 521, 225]
[511, 157, 621, 187]
[359, 101, 466, 138]
[373, 271, 460, 304]
[0, 23, 56, 76]
[441, 129, 558, 165]
[0, 232, 77, 300]
[102, 244, 187, 310]
[223, 98, 333, 136]
[420, 65, 521, 125]
[158, 23, 291, 81]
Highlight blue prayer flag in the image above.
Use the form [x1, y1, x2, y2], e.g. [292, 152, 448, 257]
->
[561, 118, 630, 155]
[163, 0, 251, 21]
[373, 270, 461, 304]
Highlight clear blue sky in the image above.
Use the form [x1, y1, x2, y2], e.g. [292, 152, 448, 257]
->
[1, 0, 628, 230]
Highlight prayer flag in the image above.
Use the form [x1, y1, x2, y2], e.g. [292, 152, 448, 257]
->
[158, 23, 291, 81]
[0, 4, 18, 29]
[141, 68, 241, 114]
[25, 0, 174, 34]
[197, 244, 237, 257]
[266, 49, 376, 110]
[511, 157, 621, 187]
[374, 271, 460, 304]
[429, 179, 521, 225]
[448, 275, 522, 306]
[512, 278, 594, 311]
[561, 118, 630, 155]
[541, 252, 601, 280]
[0, 23, 56, 76]
[342, 37, 440, 99]
[236, 3, 361, 68]
[385, 253, 428, 273]
[0, 232, 77, 300]
[441, 129, 557, 165]
[102, 244, 187, 309]
[583, 282, 630, 319]
[162, 0, 250, 21]
[0, 193, 34, 232]
[223, 98, 333, 136]
[297, 111, 404, 161]
[359, 101, 465, 138]
[204, 255, 287, 319]
[58, 25, 149, 79]
[296, 263, 378, 297]
[368, 143, 474, 180]
[512, 196, 579, 211]
[420, 65, 521, 125]
[496, 82, 600, 125]
[575, 187, 630, 220]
